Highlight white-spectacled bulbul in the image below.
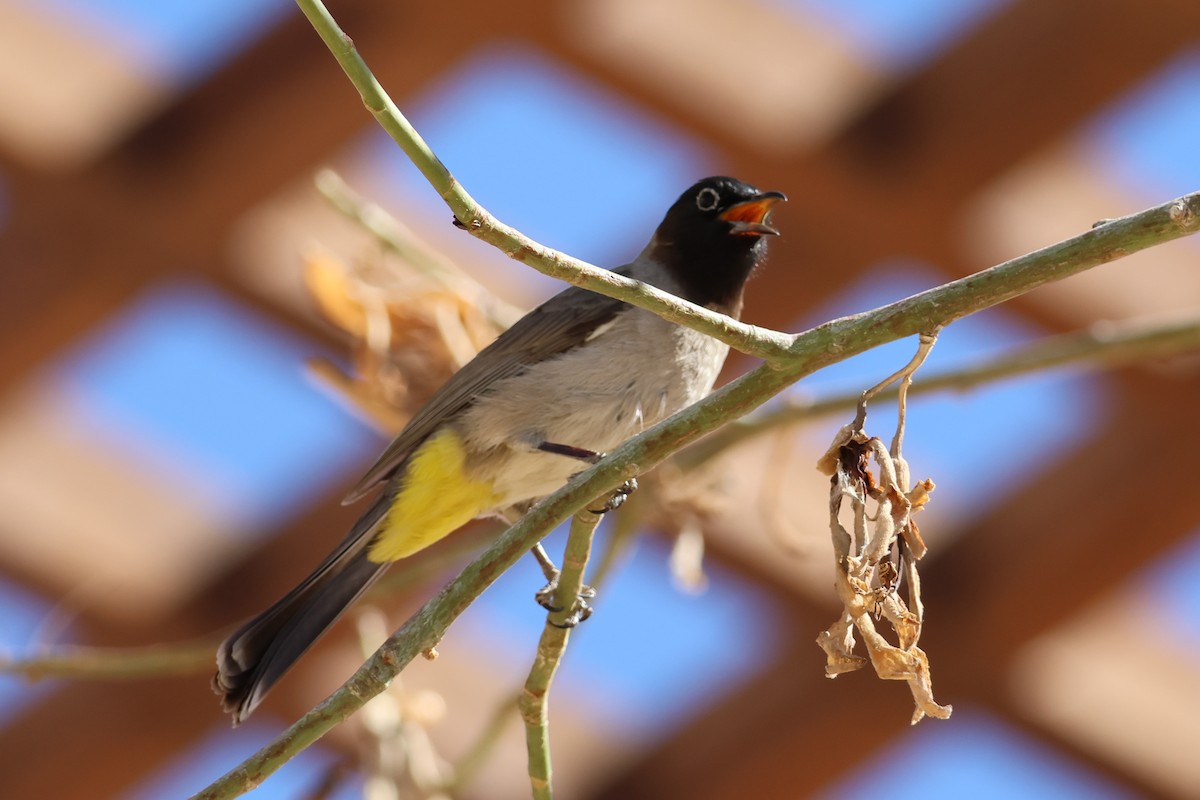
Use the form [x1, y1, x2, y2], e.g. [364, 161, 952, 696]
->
[214, 176, 785, 723]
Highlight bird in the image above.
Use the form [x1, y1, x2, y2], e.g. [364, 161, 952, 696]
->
[213, 175, 786, 724]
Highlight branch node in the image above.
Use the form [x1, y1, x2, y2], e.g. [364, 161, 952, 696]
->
[1169, 199, 1196, 228]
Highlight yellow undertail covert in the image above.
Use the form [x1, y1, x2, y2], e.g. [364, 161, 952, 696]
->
[367, 428, 502, 562]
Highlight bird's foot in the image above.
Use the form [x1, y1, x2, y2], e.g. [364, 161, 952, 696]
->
[535, 579, 596, 628]
[588, 477, 639, 514]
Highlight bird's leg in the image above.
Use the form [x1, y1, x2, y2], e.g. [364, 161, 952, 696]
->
[501, 507, 574, 614]
[531, 542, 561, 607]
[536, 441, 602, 464]
[535, 440, 639, 513]
[526, 439, 642, 625]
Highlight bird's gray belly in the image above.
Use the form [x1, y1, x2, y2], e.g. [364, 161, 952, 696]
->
[455, 312, 727, 507]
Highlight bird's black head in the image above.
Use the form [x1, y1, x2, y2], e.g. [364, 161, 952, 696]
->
[648, 176, 786, 311]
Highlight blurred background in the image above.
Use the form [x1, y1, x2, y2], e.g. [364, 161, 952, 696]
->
[1, 0, 1199, 797]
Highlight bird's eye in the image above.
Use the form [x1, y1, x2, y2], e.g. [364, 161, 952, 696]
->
[695, 187, 720, 212]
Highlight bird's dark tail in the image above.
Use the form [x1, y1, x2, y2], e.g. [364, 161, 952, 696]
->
[213, 492, 392, 725]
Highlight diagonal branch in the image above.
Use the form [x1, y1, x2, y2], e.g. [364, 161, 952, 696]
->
[0, 641, 214, 681]
[681, 312, 1200, 466]
[783, 200, 1200, 368]
[183, 3, 1200, 798]
[519, 505, 604, 799]
[292, 0, 1199, 368]
[192, 187, 1200, 800]
[7, 314, 1193, 715]
[293, 0, 793, 363]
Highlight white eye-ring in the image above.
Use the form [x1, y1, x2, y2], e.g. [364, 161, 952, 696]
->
[695, 187, 720, 211]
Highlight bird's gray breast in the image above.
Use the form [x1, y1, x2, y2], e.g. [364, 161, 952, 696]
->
[455, 305, 729, 504]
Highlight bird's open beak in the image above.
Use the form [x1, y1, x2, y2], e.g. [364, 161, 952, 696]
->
[719, 190, 787, 236]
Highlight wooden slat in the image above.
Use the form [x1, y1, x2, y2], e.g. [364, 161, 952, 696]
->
[0, 0, 497, 375]
[534, 0, 1200, 334]
[1, 0, 1197, 797]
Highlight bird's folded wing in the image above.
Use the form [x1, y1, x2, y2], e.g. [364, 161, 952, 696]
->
[341, 269, 633, 504]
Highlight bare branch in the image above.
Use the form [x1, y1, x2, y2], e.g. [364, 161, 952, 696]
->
[0, 641, 213, 681]
[292, 0, 793, 363]
[184, 2, 1200, 796]
[190, 186, 1198, 798]
[519, 505, 604, 799]
[682, 312, 1200, 467]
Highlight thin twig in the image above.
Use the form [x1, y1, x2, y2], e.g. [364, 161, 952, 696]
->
[0, 641, 214, 681]
[518, 505, 604, 800]
[188, 3, 1200, 795]
[0, 538, 489, 684]
[888, 331, 939, 460]
[314, 169, 523, 329]
[854, 329, 940, 430]
[292, 0, 793, 363]
[680, 313, 1200, 468]
[191, 189, 1200, 800]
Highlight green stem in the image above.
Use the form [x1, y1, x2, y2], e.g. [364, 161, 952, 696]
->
[186, 2, 1200, 797]
[292, 0, 792, 363]
[0, 641, 214, 681]
[191, 188, 1199, 800]
[518, 506, 603, 800]
[681, 311, 1200, 467]
[293, 0, 462, 208]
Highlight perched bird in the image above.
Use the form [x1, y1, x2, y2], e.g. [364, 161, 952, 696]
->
[213, 176, 785, 724]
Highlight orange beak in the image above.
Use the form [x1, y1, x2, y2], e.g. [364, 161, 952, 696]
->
[718, 191, 787, 236]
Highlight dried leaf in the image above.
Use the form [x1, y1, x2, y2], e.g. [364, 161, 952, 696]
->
[816, 614, 867, 676]
[814, 333, 948, 723]
[299, 248, 505, 434]
[304, 251, 370, 337]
